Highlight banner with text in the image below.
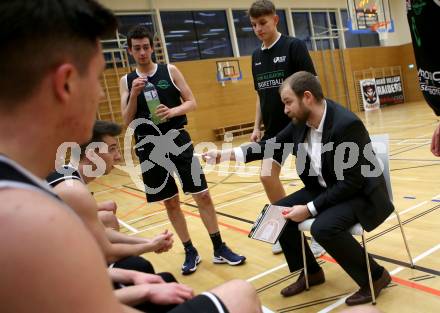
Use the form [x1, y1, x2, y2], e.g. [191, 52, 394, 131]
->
[375, 75, 404, 105]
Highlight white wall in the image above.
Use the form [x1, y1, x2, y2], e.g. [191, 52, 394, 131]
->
[383, 0, 412, 46]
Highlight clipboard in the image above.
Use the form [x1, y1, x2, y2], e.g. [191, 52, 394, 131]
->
[248, 204, 289, 244]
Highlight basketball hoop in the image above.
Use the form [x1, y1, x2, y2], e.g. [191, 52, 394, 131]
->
[216, 60, 242, 87]
[370, 21, 390, 32]
[347, 0, 394, 35]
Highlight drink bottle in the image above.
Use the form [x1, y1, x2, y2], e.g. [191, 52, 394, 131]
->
[143, 80, 165, 124]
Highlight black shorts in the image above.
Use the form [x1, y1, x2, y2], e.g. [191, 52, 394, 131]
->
[168, 292, 229, 313]
[133, 292, 228, 313]
[135, 129, 208, 202]
[261, 134, 288, 166]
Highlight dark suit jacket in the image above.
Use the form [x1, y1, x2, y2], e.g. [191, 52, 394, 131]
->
[241, 99, 394, 231]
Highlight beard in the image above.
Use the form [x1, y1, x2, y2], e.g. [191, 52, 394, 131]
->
[290, 100, 310, 125]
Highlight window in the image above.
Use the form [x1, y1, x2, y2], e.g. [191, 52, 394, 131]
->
[116, 14, 155, 39]
[340, 9, 380, 48]
[329, 12, 339, 49]
[292, 10, 342, 51]
[311, 12, 331, 50]
[161, 10, 233, 62]
[101, 14, 156, 67]
[276, 10, 289, 37]
[233, 10, 260, 56]
[292, 12, 312, 50]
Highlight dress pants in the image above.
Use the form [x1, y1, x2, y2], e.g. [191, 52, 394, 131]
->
[277, 188, 383, 287]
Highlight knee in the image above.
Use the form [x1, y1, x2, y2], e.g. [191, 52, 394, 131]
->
[310, 220, 332, 243]
[99, 211, 119, 231]
[228, 280, 258, 300]
[259, 173, 275, 186]
[192, 190, 213, 207]
[164, 196, 181, 212]
[195, 190, 210, 202]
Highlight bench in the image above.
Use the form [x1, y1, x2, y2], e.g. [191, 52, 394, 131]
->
[213, 122, 264, 141]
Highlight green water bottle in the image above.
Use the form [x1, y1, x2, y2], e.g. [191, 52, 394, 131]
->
[143, 80, 165, 125]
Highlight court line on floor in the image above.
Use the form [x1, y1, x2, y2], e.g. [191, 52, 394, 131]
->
[95, 179, 440, 277]
[317, 244, 440, 313]
[391, 163, 440, 172]
[247, 263, 288, 283]
[119, 201, 148, 219]
[120, 182, 266, 225]
[117, 218, 139, 233]
[127, 209, 167, 224]
[386, 201, 428, 221]
[390, 158, 440, 162]
[366, 203, 440, 243]
[390, 142, 430, 156]
[99, 178, 440, 275]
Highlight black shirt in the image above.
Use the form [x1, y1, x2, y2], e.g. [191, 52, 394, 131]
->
[407, 0, 440, 115]
[252, 34, 316, 137]
[0, 155, 60, 200]
[46, 165, 83, 188]
[126, 64, 187, 136]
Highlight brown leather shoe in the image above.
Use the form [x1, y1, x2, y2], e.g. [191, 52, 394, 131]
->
[280, 268, 325, 297]
[345, 269, 391, 306]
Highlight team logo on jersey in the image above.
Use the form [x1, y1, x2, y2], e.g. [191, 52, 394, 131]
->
[412, 0, 427, 14]
[273, 56, 286, 63]
[156, 80, 170, 90]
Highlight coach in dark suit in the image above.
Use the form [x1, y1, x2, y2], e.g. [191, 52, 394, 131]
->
[204, 71, 392, 306]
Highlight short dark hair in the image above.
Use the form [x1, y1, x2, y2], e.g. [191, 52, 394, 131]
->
[127, 25, 154, 48]
[80, 120, 122, 159]
[0, 0, 117, 107]
[248, 0, 276, 18]
[281, 71, 324, 101]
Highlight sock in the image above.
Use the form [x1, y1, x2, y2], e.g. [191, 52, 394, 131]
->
[210, 231, 223, 251]
[183, 240, 194, 250]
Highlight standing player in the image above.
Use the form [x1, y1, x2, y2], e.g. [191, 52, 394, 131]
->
[120, 25, 245, 275]
[406, 0, 440, 156]
[248, 0, 324, 256]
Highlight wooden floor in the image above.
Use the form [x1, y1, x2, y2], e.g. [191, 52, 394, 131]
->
[90, 101, 440, 312]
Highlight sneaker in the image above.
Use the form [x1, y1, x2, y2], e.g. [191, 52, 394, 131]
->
[272, 241, 283, 254]
[181, 246, 201, 275]
[213, 243, 246, 265]
[310, 237, 326, 258]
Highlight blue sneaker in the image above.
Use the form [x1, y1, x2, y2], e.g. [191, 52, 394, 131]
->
[213, 243, 246, 265]
[181, 246, 201, 275]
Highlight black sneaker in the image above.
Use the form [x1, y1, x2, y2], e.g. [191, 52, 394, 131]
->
[213, 243, 246, 265]
[181, 246, 201, 275]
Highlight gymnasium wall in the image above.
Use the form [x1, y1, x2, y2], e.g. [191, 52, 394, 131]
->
[97, 0, 422, 143]
[176, 43, 423, 143]
[99, 0, 347, 11]
[100, 44, 423, 144]
[98, 0, 413, 48]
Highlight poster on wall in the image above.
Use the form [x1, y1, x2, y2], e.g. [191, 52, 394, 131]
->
[360, 79, 380, 111]
[375, 76, 404, 105]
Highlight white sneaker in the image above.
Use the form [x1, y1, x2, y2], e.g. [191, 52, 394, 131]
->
[310, 237, 326, 258]
[272, 241, 282, 254]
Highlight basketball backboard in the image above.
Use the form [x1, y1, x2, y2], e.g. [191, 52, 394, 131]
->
[216, 59, 242, 86]
[347, 0, 394, 34]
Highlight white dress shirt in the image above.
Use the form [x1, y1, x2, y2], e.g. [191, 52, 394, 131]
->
[233, 101, 328, 216]
[306, 101, 327, 216]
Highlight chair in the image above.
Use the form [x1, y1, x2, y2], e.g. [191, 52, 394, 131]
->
[298, 134, 414, 304]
